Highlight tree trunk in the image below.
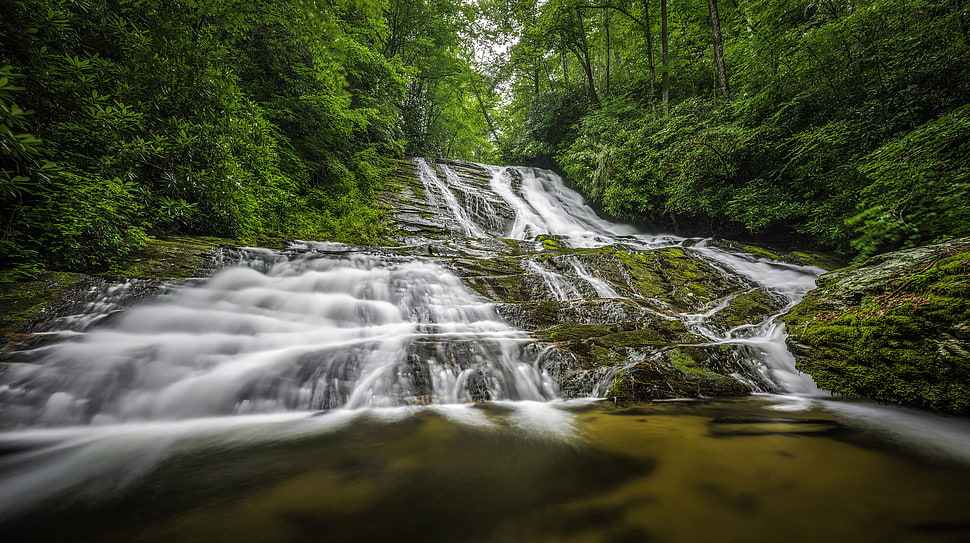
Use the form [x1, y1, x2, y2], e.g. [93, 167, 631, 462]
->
[604, 8, 611, 97]
[642, 0, 656, 94]
[707, 0, 730, 96]
[470, 79, 501, 142]
[661, 0, 670, 114]
[561, 49, 570, 83]
[574, 9, 600, 104]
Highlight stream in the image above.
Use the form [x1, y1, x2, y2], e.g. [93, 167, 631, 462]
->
[1, 159, 969, 542]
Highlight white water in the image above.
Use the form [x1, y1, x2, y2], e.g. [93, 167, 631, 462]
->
[479, 163, 822, 393]
[4, 160, 970, 534]
[0, 161, 822, 428]
[0, 253, 557, 428]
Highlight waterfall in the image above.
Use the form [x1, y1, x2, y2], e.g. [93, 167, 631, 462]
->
[6, 159, 970, 541]
[0, 250, 557, 428]
[0, 159, 824, 430]
[428, 161, 822, 394]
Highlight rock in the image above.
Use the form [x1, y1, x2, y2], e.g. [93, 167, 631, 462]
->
[0, 236, 234, 342]
[442, 244, 779, 400]
[372, 159, 791, 401]
[783, 238, 970, 415]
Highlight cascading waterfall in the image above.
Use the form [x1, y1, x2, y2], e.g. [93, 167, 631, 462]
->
[449, 162, 821, 394]
[0, 249, 556, 428]
[0, 159, 823, 429]
[526, 259, 582, 301]
[4, 159, 970, 542]
[567, 256, 620, 298]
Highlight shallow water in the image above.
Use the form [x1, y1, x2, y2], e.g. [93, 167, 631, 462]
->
[2, 397, 969, 543]
[3, 161, 969, 541]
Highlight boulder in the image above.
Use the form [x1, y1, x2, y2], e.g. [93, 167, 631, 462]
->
[783, 238, 970, 414]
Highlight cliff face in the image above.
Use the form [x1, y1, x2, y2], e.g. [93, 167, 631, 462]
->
[784, 238, 970, 414]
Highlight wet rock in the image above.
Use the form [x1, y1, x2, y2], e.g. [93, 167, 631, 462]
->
[0, 236, 234, 345]
[783, 238, 970, 415]
[432, 238, 786, 400]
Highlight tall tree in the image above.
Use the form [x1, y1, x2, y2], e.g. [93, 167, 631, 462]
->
[707, 0, 730, 95]
[661, 0, 670, 113]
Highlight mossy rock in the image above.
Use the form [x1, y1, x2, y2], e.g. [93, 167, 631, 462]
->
[713, 288, 787, 327]
[108, 236, 235, 279]
[783, 238, 970, 415]
[604, 347, 753, 401]
[613, 248, 741, 311]
[537, 320, 759, 401]
[0, 272, 87, 334]
[1, 236, 232, 338]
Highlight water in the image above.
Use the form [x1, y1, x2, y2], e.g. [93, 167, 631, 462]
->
[1, 159, 969, 541]
[0, 252, 555, 427]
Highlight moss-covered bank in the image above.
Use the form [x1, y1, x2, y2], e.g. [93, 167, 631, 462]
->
[0, 236, 235, 337]
[783, 238, 970, 415]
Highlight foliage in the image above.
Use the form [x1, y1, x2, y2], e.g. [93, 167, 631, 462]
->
[851, 104, 970, 258]
[496, 0, 970, 256]
[0, 0, 498, 277]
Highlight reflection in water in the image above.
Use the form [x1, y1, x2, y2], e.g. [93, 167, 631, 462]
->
[2, 399, 970, 543]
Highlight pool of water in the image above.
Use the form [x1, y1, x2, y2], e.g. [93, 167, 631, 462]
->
[2, 396, 969, 543]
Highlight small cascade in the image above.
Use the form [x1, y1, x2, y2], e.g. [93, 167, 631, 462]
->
[438, 164, 507, 235]
[414, 158, 488, 237]
[686, 245, 823, 393]
[526, 259, 582, 301]
[0, 251, 557, 428]
[566, 256, 620, 298]
[477, 163, 823, 395]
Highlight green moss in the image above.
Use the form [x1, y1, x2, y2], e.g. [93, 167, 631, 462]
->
[666, 348, 733, 382]
[717, 289, 781, 324]
[605, 369, 630, 398]
[597, 327, 667, 346]
[742, 245, 782, 261]
[0, 272, 87, 333]
[1, 236, 238, 334]
[536, 323, 617, 342]
[536, 234, 562, 251]
[784, 241, 970, 414]
[108, 236, 233, 279]
[614, 248, 735, 309]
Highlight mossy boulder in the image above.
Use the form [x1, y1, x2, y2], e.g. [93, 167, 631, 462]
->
[783, 238, 970, 415]
[605, 347, 755, 401]
[1, 236, 232, 343]
[0, 272, 87, 336]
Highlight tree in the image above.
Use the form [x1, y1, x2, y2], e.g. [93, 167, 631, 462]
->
[707, 0, 730, 95]
[661, 0, 670, 113]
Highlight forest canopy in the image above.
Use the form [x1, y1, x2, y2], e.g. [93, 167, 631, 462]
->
[494, 0, 970, 258]
[1, 0, 968, 277]
[0, 0, 499, 277]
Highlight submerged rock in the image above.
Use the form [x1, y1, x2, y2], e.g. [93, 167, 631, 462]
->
[783, 238, 970, 415]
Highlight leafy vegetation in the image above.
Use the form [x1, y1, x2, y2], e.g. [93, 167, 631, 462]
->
[493, 0, 970, 258]
[0, 0, 500, 278]
[2, 0, 967, 277]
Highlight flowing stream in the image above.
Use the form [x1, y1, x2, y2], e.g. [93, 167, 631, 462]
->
[1, 160, 969, 542]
